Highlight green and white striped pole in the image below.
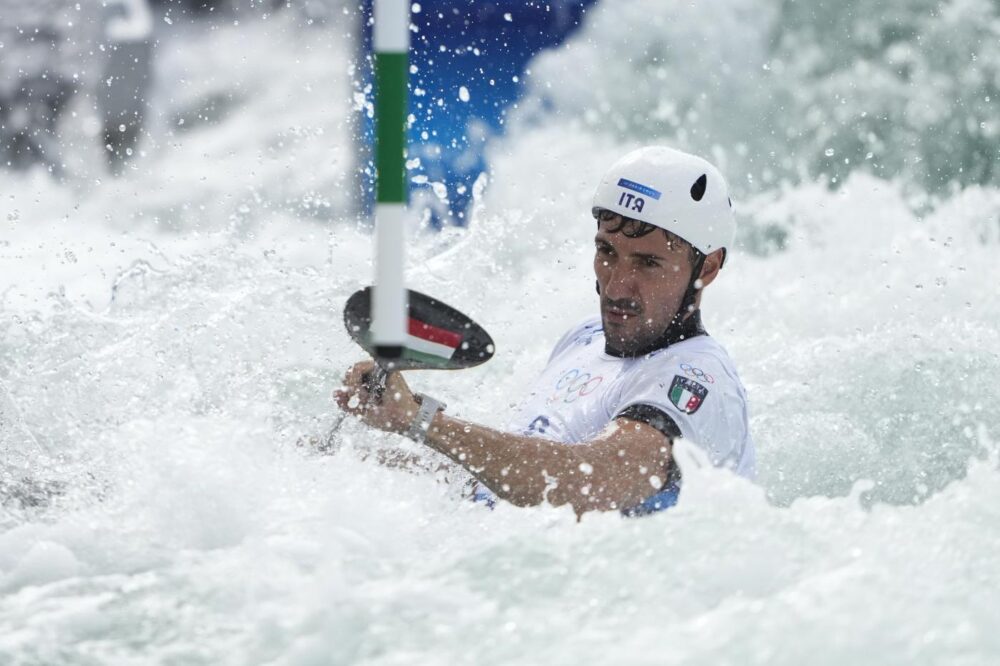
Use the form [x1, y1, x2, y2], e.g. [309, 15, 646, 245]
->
[372, 0, 409, 360]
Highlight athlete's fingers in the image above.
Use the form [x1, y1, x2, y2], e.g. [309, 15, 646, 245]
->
[334, 364, 372, 407]
[332, 387, 350, 410]
[339, 363, 376, 403]
[336, 362, 411, 431]
[332, 385, 356, 412]
[334, 385, 374, 417]
[343, 360, 374, 388]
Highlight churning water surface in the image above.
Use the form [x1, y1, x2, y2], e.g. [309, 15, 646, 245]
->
[2, 6, 999, 665]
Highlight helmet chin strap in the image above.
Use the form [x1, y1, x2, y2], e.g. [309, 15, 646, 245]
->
[602, 254, 708, 358]
[675, 252, 707, 325]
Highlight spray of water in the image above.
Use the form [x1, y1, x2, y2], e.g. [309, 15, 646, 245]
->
[2, 6, 999, 664]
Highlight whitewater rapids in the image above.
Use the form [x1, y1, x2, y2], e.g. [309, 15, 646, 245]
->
[2, 7, 999, 665]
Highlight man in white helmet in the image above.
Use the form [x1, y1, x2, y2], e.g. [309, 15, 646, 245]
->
[336, 146, 755, 516]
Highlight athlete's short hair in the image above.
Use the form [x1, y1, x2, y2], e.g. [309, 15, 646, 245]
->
[594, 208, 701, 264]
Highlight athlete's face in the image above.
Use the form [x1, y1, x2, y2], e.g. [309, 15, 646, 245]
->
[593, 218, 699, 355]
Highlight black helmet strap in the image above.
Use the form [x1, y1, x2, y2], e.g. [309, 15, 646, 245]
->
[676, 251, 707, 324]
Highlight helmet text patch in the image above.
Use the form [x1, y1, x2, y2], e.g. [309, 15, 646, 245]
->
[618, 191, 645, 212]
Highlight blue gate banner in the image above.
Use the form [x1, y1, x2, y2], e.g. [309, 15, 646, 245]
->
[356, 0, 596, 227]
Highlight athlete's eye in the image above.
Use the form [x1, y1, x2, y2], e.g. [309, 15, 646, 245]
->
[642, 257, 661, 268]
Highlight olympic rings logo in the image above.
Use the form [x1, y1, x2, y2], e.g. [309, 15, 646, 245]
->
[549, 368, 604, 404]
[680, 363, 714, 384]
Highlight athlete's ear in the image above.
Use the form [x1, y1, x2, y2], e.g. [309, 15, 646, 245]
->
[698, 249, 724, 288]
[595, 279, 601, 295]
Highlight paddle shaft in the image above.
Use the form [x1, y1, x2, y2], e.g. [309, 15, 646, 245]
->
[362, 365, 390, 403]
[371, 0, 410, 357]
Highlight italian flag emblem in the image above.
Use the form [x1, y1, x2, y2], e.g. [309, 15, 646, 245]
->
[668, 375, 708, 415]
[401, 317, 463, 366]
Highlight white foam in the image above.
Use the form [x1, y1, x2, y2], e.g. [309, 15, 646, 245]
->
[1, 6, 999, 664]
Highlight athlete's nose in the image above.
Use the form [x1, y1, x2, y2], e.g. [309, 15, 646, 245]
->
[604, 264, 638, 300]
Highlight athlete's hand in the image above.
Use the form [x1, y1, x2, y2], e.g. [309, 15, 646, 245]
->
[333, 360, 420, 435]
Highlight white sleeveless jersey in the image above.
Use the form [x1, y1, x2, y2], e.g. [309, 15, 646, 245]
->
[505, 317, 756, 478]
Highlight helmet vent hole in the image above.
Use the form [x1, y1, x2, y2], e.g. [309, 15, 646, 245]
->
[690, 174, 707, 201]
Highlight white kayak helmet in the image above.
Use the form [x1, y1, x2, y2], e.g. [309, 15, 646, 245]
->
[592, 146, 736, 266]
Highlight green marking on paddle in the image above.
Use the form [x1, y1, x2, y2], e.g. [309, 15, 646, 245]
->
[375, 52, 408, 205]
[400, 347, 455, 368]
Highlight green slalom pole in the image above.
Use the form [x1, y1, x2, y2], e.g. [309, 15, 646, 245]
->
[371, 0, 409, 361]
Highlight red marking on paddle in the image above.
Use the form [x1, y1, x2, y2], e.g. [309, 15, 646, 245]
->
[408, 317, 463, 348]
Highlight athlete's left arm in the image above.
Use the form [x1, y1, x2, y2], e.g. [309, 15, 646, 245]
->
[335, 362, 672, 516]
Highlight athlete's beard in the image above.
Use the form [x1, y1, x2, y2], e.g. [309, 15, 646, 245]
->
[601, 297, 670, 356]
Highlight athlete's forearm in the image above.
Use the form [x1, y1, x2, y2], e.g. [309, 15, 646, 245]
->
[423, 413, 591, 509]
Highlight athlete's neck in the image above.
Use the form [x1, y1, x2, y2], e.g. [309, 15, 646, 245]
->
[604, 309, 706, 358]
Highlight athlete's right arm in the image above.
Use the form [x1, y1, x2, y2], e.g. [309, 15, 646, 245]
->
[335, 361, 673, 516]
[422, 411, 673, 516]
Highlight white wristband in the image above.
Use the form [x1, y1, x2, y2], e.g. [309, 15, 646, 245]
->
[407, 393, 446, 444]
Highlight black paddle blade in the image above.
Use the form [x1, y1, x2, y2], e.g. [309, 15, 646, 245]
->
[344, 287, 495, 371]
